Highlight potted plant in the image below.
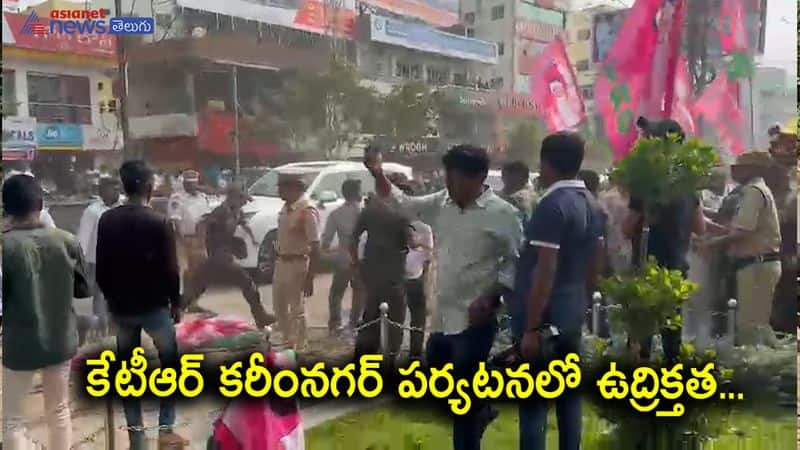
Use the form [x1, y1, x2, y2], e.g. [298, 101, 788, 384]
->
[600, 258, 699, 354]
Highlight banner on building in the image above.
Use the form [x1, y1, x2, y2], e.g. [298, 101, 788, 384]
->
[527, 37, 584, 132]
[369, 14, 497, 64]
[36, 123, 83, 150]
[176, 0, 355, 38]
[594, 0, 685, 159]
[82, 124, 123, 151]
[692, 72, 745, 156]
[361, 0, 458, 28]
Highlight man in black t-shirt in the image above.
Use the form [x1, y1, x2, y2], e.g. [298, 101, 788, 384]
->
[351, 194, 412, 358]
[621, 119, 706, 362]
[183, 186, 274, 329]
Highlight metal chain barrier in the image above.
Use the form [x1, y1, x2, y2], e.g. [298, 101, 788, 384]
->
[589, 292, 739, 345]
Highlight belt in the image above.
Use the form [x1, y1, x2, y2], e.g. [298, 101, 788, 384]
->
[277, 253, 309, 261]
[733, 253, 780, 271]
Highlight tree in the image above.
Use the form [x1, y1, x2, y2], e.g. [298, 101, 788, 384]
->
[380, 82, 433, 145]
[279, 60, 379, 157]
[506, 121, 544, 168]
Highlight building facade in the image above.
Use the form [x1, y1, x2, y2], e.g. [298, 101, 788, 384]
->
[2, 9, 122, 193]
[458, 0, 565, 94]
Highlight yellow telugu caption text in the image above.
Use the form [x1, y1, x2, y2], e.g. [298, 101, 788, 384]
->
[85, 350, 734, 416]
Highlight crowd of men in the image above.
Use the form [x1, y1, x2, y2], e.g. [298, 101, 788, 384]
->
[1, 115, 796, 450]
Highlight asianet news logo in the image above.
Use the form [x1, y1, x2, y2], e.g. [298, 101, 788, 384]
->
[21, 9, 154, 35]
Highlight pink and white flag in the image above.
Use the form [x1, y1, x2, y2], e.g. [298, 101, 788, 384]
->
[671, 56, 696, 136]
[594, 0, 686, 159]
[527, 37, 585, 133]
[692, 71, 745, 157]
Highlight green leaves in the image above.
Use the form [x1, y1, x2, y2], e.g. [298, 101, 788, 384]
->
[600, 258, 699, 341]
[610, 136, 719, 217]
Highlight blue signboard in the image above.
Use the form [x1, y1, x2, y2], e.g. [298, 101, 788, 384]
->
[36, 123, 84, 149]
[371, 15, 497, 64]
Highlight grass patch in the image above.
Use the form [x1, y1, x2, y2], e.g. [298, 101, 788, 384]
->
[306, 403, 795, 450]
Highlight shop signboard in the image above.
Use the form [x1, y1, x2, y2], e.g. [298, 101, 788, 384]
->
[3, 116, 37, 160]
[370, 15, 497, 64]
[36, 123, 83, 149]
[446, 88, 540, 117]
[176, 0, 355, 39]
[82, 124, 122, 150]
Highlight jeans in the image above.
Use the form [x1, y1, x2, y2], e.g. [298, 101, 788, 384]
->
[427, 322, 498, 450]
[405, 277, 426, 357]
[2, 362, 72, 450]
[115, 307, 178, 446]
[328, 264, 364, 330]
[519, 333, 582, 450]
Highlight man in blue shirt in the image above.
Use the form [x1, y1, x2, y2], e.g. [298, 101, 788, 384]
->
[512, 132, 604, 450]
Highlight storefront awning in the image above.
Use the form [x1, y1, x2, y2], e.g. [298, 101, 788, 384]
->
[207, 59, 280, 72]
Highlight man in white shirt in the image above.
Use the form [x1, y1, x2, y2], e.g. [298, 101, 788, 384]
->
[77, 177, 120, 328]
[405, 215, 433, 358]
[169, 170, 212, 281]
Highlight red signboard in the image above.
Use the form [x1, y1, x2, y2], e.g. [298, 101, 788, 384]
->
[515, 18, 562, 42]
[294, 0, 355, 37]
[197, 111, 279, 159]
[360, 0, 458, 28]
[3, 12, 116, 58]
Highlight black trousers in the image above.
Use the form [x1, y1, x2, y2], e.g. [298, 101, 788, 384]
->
[184, 252, 273, 329]
[405, 277, 426, 357]
[354, 276, 406, 357]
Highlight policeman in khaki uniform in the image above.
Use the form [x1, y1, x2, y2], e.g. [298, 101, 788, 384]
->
[704, 152, 782, 345]
[168, 170, 211, 281]
[274, 173, 320, 350]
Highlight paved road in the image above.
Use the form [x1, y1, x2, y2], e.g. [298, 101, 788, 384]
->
[9, 273, 366, 449]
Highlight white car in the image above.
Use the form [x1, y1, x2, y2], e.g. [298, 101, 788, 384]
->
[237, 161, 413, 282]
[485, 169, 540, 193]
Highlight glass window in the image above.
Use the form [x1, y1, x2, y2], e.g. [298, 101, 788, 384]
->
[311, 172, 348, 198]
[249, 170, 319, 197]
[2, 70, 16, 117]
[497, 42, 504, 56]
[578, 29, 591, 41]
[27, 73, 91, 124]
[575, 59, 590, 71]
[491, 5, 504, 20]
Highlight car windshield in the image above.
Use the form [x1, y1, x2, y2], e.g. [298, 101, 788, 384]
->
[248, 170, 319, 197]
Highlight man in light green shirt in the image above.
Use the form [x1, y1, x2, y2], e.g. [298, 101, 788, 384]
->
[3, 174, 90, 450]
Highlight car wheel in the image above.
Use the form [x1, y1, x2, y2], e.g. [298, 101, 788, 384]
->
[256, 230, 277, 284]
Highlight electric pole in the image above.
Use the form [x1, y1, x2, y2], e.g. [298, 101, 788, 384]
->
[114, 0, 133, 159]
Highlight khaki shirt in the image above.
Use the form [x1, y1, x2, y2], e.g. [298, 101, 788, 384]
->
[169, 191, 211, 236]
[728, 177, 781, 258]
[276, 197, 320, 256]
